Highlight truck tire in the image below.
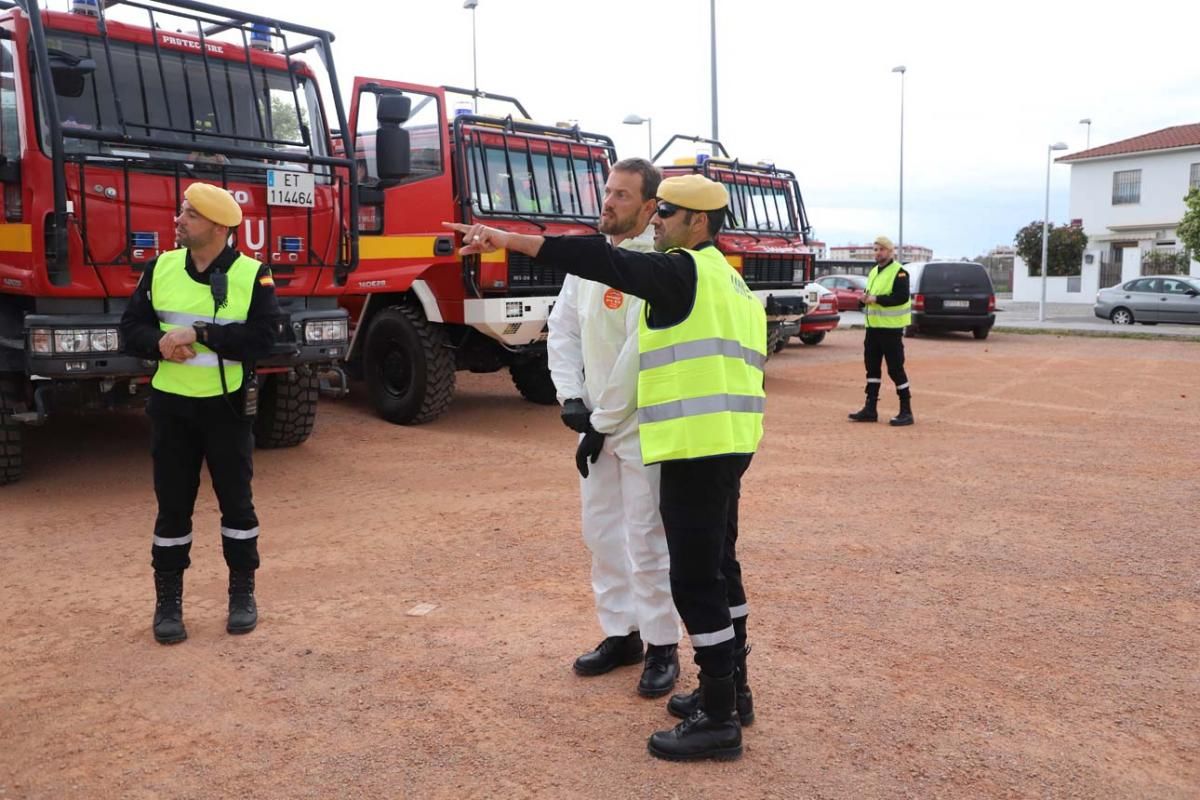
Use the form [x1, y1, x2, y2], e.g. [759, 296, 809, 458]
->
[766, 326, 786, 356]
[799, 332, 826, 346]
[364, 305, 455, 424]
[254, 371, 319, 449]
[509, 355, 557, 405]
[0, 377, 22, 485]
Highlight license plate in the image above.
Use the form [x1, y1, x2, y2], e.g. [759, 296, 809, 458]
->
[267, 170, 315, 207]
[944, 299, 969, 308]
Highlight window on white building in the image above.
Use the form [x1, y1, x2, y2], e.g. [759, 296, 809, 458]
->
[1190, 163, 1200, 191]
[1111, 170, 1141, 205]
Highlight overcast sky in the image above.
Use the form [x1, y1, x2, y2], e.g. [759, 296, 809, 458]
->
[102, 0, 1200, 258]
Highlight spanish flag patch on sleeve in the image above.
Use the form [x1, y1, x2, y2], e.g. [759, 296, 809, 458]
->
[259, 273, 275, 287]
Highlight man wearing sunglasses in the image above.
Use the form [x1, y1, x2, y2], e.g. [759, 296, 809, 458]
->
[547, 158, 682, 701]
[445, 173, 766, 762]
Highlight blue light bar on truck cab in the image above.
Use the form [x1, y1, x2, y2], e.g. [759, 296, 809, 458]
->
[251, 23, 272, 51]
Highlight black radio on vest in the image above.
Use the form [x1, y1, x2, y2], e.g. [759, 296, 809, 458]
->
[210, 269, 228, 311]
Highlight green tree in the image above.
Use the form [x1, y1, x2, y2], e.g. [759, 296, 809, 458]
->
[269, 96, 303, 143]
[1177, 187, 1200, 263]
[1014, 221, 1088, 276]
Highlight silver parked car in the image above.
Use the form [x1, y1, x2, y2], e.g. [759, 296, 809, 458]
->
[1095, 275, 1200, 325]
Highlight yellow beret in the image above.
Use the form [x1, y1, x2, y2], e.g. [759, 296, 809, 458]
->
[874, 235, 895, 249]
[657, 174, 729, 212]
[184, 182, 242, 227]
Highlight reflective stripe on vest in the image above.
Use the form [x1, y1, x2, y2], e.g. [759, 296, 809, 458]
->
[636, 246, 767, 464]
[151, 249, 259, 397]
[865, 260, 911, 328]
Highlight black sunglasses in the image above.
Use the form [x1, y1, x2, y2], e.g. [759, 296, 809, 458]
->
[655, 201, 685, 219]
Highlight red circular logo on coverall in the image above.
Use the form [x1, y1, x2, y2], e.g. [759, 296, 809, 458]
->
[603, 288, 624, 309]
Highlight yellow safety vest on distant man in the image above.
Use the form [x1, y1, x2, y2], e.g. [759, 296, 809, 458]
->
[864, 260, 912, 329]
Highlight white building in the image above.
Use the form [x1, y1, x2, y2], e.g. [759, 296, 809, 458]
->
[830, 243, 933, 262]
[1013, 123, 1200, 303]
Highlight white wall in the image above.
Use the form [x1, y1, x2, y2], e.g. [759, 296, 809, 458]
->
[1014, 249, 1198, 302]
[1012, 255, 1099, 303]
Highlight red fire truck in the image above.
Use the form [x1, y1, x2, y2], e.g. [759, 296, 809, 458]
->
[338, 81, 614, 424]
[0, 0, 355, 484]
[654, 135, 837, 352]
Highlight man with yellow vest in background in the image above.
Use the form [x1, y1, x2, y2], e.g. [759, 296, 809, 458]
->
[445, 173, 766, 762]
[120, 182, 280, 644]
[849, 235, 914, 426]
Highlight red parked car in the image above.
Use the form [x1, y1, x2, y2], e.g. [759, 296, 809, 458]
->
[815, 274, 868, 312]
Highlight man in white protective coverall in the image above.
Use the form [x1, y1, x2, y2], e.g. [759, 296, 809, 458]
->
[548, 157, 682, 698]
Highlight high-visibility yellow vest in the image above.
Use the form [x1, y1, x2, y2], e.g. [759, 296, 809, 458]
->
[636, 246, 767, 464]
[864, 260, 912, 328]
[151, 249, 258, 397]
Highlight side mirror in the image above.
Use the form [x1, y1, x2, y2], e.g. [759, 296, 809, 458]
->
[1187, 289, 1199, 297]
[48, 49, 95, 98]
[375, 94, 412, 182]
[377, 94, 412, 126]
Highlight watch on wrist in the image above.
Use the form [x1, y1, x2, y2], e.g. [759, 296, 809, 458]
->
[192, 320, 209, 344]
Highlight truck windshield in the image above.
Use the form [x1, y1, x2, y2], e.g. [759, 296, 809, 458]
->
[466, 139, 604, 219]
[723, 179, 800, 234]
[38, 31, 328, 173]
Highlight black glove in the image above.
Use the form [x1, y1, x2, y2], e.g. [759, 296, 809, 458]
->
[575, 427, 606, 479]
[561, 397, 591, 433]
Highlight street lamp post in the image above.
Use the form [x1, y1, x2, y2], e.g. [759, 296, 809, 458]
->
[463, 0, 478, 111]
[1078, 117, 1092, 149]
[710, 0, 719, 155]
[892, 65, 906, 260]
[1039, 142, 1070, 322]
[623, 114, 653, 159]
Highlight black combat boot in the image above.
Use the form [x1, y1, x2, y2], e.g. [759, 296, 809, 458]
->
[227, 569, 258, 634]
[889, 395, 914, 427]
[733, 644, 755, 725]
[573, 632, 643, 676]
[648, 671, 742, 762]
[637, 643, 680, 698]
[153, 570, 187, 644]
[667, 644, 754, 725]
[848, 394, 879, 422]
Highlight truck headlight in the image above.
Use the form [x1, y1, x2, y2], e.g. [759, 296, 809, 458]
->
[304, 319, 348, 344]
[89, 329, 120, 352]
[30, 328, 52, 354]
[34, 327, 120, 354]
[54, 329, 91, 353]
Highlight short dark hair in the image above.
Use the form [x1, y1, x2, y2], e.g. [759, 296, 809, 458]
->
[685, 208, 726, 238]
[705, 207, 726, 238]
[611, 157, 661, 202]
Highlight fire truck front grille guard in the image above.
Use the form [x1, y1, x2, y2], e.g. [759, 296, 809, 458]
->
[700, 159, 812, 241]
[20, 0, 357, 284]
[452, 115, 615, 298]
[742, 254, 801, 287]
[69, 156, 348, 273]
[454, 115, 616, 224]
[505, 252, 567, 295]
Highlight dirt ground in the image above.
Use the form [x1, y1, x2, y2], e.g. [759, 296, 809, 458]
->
[2, 328, 1198, 799]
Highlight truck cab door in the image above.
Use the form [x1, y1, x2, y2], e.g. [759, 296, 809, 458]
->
[348, 78, 454, 239]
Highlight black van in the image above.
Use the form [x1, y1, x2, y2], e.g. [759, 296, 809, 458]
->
[904, 261, 996, 339]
